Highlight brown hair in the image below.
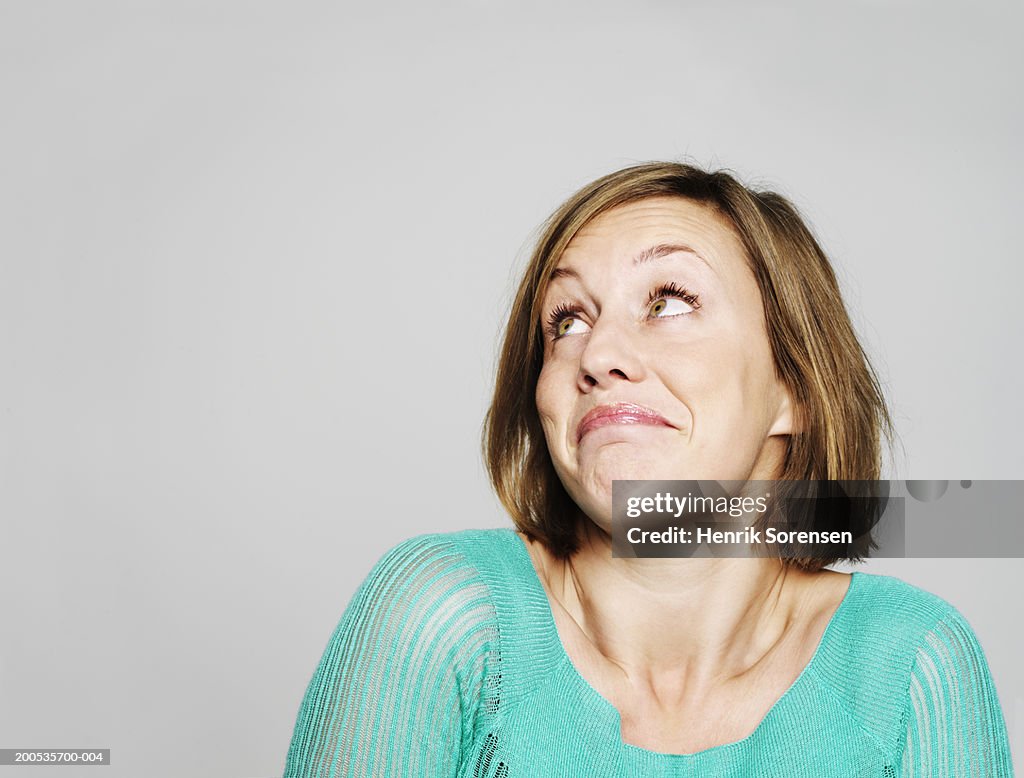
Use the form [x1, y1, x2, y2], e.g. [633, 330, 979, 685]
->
[482, 162, 892, 570]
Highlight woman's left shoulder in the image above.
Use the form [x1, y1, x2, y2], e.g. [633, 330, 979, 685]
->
[811, 572, 996, 752]
[838, 573, 1013, 775]
[841, 570, 969, 647]
[818, 570, 989, 695]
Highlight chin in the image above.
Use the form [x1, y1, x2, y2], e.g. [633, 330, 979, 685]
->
[592, 448, 686, 479]
[575, 453, 678, 506]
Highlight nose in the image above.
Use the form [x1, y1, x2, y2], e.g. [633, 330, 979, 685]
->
[576, 317, 647, 392]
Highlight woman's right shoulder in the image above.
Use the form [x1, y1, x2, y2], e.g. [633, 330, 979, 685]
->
[285, 530, 522, 775]
[355, 528, 539, 632]
[356, 529, 513, 610]
[348, 528, 565, 704]
[365, 527, 524, 587]
[359, 527, 565, 681]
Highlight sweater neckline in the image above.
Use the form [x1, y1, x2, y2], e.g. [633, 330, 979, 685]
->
[504, 527, 860, 761]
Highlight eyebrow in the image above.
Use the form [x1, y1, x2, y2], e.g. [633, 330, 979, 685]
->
[550, 243, 713, 280]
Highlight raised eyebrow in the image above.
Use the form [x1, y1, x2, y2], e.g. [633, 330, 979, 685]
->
[550, 266, 578, 281]
[633, 243, 714, 273]
[549, 243, 714, 281]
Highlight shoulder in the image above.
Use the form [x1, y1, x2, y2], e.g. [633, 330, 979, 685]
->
[821, 571, 978, 676]
[811, 571, 991, 756]
[356, 529, 517, 622]
[367, 527, 544, 593]
[841, 575, 1013, 772]
[356, 528, 547, 647]
[365, 528, 524, 589]
[841, 571, 960, 643]
[364, 527, 565, 694]
[317, 531, 515, 725]
[286, 531, 518, 774]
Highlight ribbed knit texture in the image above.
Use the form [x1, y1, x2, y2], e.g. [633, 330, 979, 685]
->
[283, 528, 1014, 777]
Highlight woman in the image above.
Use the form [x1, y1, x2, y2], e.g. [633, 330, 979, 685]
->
[283, 163, 1014, 776]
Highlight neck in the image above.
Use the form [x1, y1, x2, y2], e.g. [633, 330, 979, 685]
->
[544, 519, 818, 690]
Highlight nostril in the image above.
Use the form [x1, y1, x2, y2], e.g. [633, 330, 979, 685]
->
[610, 368, 627, 379]
[582, 374, 598, 387]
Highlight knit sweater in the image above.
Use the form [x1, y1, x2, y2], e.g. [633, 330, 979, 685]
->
[283, 528, 1014, 777]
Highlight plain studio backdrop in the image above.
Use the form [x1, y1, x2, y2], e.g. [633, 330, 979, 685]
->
[1, 2, 1021, 776]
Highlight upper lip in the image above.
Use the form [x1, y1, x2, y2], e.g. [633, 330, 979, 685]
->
[576, 402, 674, 443]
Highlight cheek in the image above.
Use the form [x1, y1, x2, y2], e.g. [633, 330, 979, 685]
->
[534, 365, 577, 483]
[663, 339, 782, 457]
[655, 339, 732, 413]
[535, 362, 568, 436]
[534, 362, 553, 415]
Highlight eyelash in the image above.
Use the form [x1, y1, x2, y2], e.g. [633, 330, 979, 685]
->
[544, 282, 701, 339]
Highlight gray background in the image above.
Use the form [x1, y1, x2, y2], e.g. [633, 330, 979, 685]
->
[1, 2, 1020, 776]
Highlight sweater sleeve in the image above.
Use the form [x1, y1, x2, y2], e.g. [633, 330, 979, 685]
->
[899, 606, 1014, 777]
[283, 535, 499, 778]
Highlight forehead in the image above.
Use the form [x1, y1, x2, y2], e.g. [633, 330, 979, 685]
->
[558, 196, 746, 270]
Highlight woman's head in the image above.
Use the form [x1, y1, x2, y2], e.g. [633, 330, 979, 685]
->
[483, 162, 891, 570]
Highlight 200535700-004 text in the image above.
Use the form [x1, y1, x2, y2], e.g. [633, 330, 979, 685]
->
[0, 749, 110, 765]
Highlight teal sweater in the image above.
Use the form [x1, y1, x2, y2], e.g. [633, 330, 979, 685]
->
[284, 528, 1014, 777]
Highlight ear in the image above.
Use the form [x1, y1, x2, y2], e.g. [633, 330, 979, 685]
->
[767, 382, 800, 437]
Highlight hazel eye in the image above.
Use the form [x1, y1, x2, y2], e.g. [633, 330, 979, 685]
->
[557, 316, 588, 337]
[650, 297, 696, 318]
[647, 283, 701, 319]
[546, 302, 590, 340]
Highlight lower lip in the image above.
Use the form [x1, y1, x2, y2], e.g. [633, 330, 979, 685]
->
[578, 415, 672, 443]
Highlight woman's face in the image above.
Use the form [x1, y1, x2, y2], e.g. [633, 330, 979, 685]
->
[535, 196, 796, 529]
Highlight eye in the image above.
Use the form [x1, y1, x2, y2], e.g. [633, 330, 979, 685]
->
[650, 297, 694, 317]
[557, 317, 588, 337]
[648, 282, 701, 319]
[546, 302, 590, 340]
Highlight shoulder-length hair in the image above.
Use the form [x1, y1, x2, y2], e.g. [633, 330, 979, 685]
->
[482, 162, 892, 571]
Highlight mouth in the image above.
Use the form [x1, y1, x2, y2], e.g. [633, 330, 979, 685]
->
[576, 402, 675, 444]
